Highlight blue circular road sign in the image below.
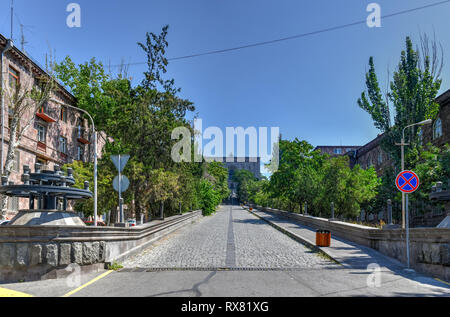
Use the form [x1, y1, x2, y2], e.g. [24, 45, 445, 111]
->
[396, 171, 420, 193]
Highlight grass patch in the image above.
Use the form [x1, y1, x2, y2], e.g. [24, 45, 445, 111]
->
[107, 262, 124, 271]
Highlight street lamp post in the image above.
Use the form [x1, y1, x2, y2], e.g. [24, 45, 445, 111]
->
[50, 99, 98, 227]
[396, 119, 432, 229]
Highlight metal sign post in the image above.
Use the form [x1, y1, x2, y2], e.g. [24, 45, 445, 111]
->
[395, 170, 420, 270]
[111, 155, 130, 224]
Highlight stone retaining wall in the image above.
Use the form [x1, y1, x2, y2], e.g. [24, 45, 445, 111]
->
[256, 206, 450, 282]
[0, 211, 202, 283]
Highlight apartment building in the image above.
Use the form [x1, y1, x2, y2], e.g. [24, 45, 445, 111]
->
[0, 34, 105, 219]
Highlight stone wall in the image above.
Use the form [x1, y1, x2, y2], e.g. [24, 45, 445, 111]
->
[0, 211, 202, 283]
[257, 207, 450, 282]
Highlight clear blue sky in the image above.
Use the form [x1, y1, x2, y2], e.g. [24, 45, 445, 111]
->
[1, 0, 449, 149]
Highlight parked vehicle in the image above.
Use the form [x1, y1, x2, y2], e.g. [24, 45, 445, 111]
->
[0, 220, 10, 226]
[127, 219, 137, 227]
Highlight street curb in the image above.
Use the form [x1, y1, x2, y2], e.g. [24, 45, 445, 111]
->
[245, 208, 342, 266]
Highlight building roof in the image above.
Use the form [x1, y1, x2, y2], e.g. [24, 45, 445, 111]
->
[314, 146, 360, 149]
[436, 89, 450, 105]
[0, 33, 75, 103]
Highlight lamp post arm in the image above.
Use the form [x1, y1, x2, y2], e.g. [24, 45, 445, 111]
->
[49, 98, 98, 227]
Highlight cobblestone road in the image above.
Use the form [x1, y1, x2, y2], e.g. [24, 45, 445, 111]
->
[123, 206, 334, 269]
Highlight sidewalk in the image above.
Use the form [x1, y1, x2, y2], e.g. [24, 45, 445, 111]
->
[249, 208, 450, 289]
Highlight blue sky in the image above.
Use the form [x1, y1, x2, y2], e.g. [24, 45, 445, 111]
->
[1, 0, 449, 153]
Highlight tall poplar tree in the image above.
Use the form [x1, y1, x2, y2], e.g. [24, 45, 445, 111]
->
[358, 35, 443, 169]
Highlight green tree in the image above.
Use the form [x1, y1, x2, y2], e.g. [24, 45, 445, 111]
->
[63, 160, 116, 218]
[358, 35, 443, 168]
[56, 26, 201, 221]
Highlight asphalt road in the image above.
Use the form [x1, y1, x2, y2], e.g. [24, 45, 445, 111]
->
[1, 206, 449, 297]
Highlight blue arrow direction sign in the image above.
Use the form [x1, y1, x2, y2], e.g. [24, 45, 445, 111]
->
[111, 155, 130, 173]
[113, 175, 130, 193]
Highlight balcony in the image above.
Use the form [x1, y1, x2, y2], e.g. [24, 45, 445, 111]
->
[59, 152, 68, 163]
[37, 141, 47, 153]
[36, 108, 56, 123]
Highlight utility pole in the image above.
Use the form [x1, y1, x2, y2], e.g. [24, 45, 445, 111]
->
[10, 0, 14, 40]
[396, 119, 432, 229]
[20, 24, 27, 52]
[395, 136, 409, 229]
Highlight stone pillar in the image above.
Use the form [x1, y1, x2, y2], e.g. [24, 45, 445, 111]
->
[387, 199, 393, 225]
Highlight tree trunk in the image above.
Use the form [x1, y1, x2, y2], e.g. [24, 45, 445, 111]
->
[1, 118, 20, 219]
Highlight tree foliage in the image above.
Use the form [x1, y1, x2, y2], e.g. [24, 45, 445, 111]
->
[243, 139, 380, 219]
[358, 36, 443, 168]
[55, 26, 223, 221]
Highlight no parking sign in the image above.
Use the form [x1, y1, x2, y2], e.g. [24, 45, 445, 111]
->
[396, 171, 420, 193]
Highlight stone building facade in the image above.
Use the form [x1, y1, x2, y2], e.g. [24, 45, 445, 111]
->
[422, 89, 450, 148]
[0, 34, 105, 220]
[207, 157, 261, 195]
[351, 89, 450, 175]
[314, 146, 360, 157]
[348, 133, 392, 176]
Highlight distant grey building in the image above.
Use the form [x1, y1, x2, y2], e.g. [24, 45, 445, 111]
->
[207, 157, 261, 195]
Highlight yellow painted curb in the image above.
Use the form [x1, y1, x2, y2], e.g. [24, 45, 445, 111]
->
[435, 278, 450, 286]
[62, 270, 114, 297]
[0, 287, 33, 297]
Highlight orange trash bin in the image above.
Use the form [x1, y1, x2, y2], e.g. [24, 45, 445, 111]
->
[316, 230, 331, 247]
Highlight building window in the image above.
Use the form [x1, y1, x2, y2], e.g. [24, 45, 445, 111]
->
[12, 150, 20, 173]
[60, 107, 68, 122]
[77, 120, 84, 138]
[77, 145, 85, 162]
[37, 124, 46, 143]
[8, 67, 19, 90]
[38, 102, 48, 114]
[433, 118, 443, 140]
[334, 148, 342, 155]
[346, 148, 353, 153]
[59, 136, 67, 154]
[36, 157, 49, 171]
[377, 152, 383, 165]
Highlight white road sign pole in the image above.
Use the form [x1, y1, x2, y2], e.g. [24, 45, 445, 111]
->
[119, 155, 123, 223]
[111, 154, 130, 224]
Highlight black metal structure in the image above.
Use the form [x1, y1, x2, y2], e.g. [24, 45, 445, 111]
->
[0, 163, 93, 212]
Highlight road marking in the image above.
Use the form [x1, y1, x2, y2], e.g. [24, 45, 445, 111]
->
[225, 206, 236, 268]
[62, 270, 114, 297]
[435, 278, 450, 286]
[0, 287, 33, 297]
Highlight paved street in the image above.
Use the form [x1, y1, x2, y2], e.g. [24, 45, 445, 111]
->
[122, 206, 332, 269]
[1, 206, 449, 297]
